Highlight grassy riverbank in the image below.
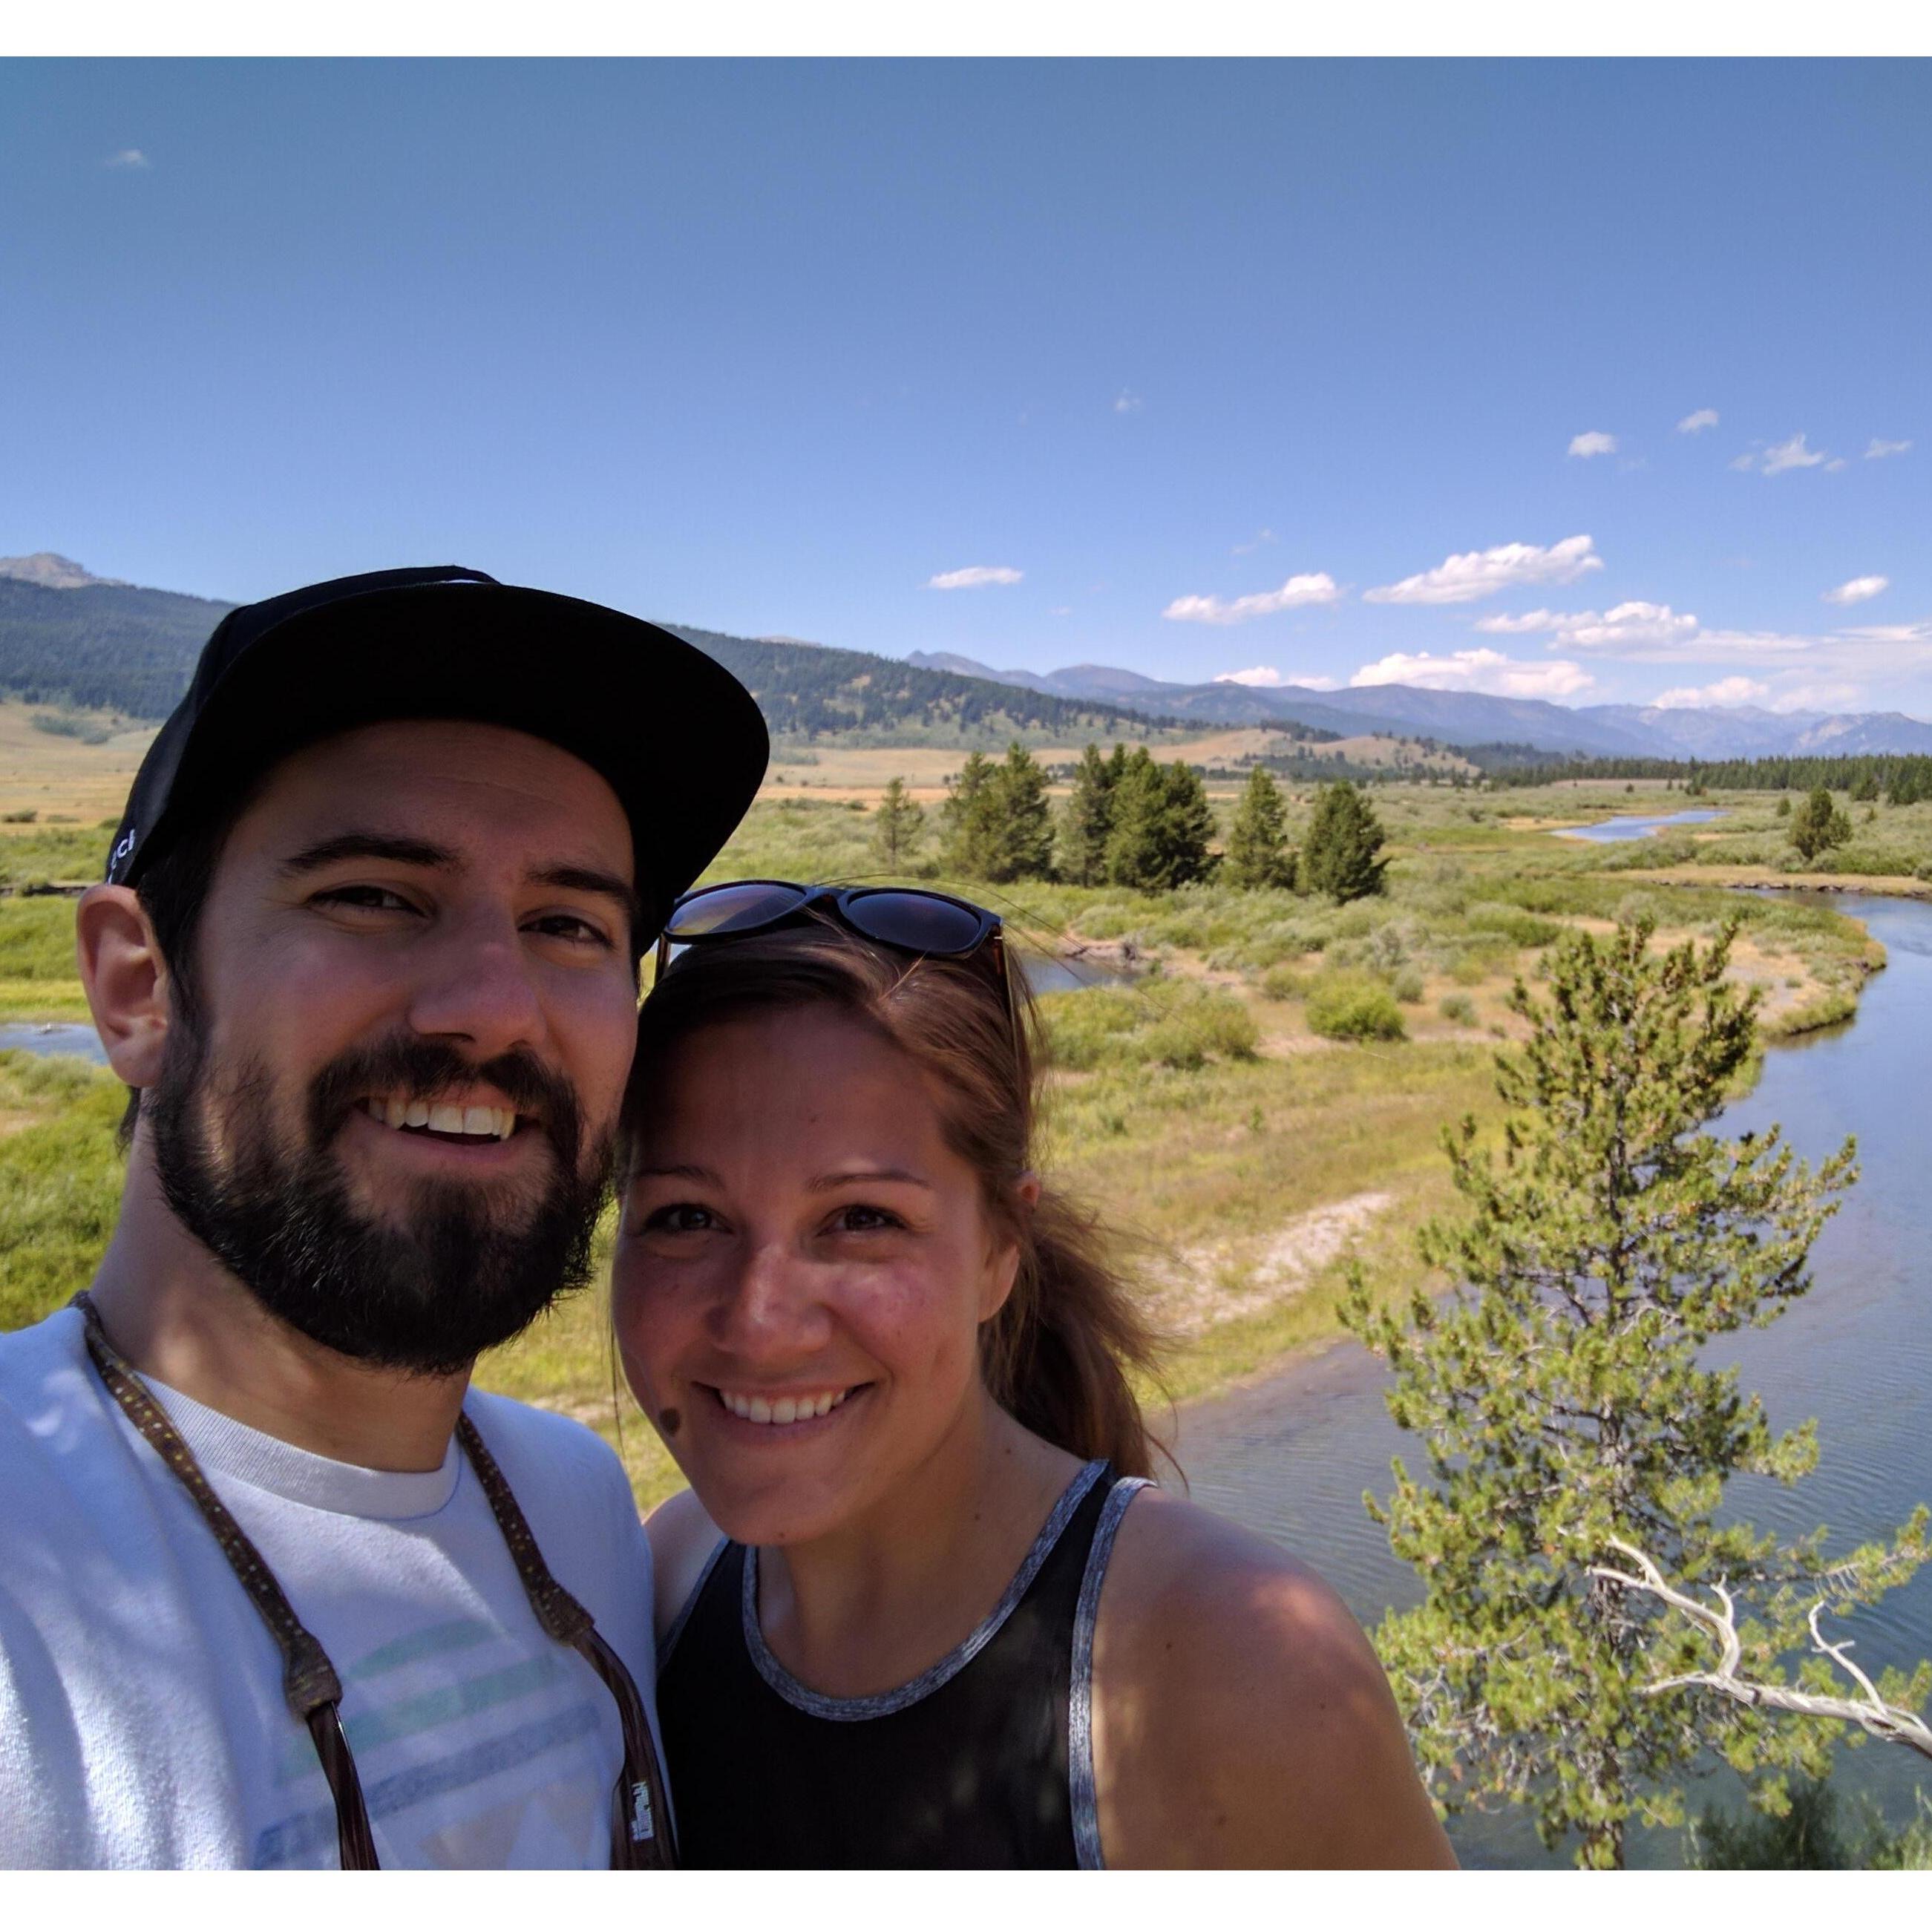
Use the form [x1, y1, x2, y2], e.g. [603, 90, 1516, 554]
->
[0, 779, 1906, 1507]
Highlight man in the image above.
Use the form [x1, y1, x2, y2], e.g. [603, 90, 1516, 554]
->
[0, 566, 768, 1868]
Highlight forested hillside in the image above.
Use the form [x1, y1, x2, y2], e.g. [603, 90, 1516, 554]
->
[0, 574, 1179, 748]
[661, 623, 1176, 744]
[0, 577, 235, 717]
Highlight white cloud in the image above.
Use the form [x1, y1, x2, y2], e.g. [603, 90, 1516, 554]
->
[1734, 432, 1830, 476]
[1214, 667, 1285, 687]
[1552, 602, 1701, 650]
[1049, 605, 1073, 617]
[1824, 575, 1889, 606]
[1825, 458, 1849, 473]
[1231, 528, 1276, 555]
[926, 566, 1023, 590]
[1364, 534, 1603, 606]
[1349, 647, 1594, 700]
[1473, 609, 1562, 635]
[1162, 572, 1341, 626]
[1677, 408, 1720, 434]
[1568, 430, 1617, 458]
[1651, 677, 1770, 710]
[1113, 390, 1143, 414]
[1836, 620, 1932, 646]
[1866, 437, 1913, 459]
[102, 148, 151, 169]
[1769, 682, 1866, 714]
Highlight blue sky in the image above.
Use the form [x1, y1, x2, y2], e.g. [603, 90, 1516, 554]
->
[3, 58, 1927, 715]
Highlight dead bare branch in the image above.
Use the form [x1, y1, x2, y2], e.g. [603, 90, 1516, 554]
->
[1590, 1537, 1932, 1763]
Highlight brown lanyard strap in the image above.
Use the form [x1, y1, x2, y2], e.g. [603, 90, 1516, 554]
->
[456, 1414, 675, 1868]
[73, 1291, 379, 1870]
[72, 1292, 675, 1870]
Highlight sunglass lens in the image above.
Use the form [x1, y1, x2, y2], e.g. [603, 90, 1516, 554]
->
[666, 881, 810, 939]
[843, 891, 989, 955]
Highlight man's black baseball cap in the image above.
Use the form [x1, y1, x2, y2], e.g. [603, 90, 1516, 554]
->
[105, 566, 770, 941]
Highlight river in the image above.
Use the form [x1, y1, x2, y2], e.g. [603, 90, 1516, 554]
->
[1174, 891, 1932, 1867]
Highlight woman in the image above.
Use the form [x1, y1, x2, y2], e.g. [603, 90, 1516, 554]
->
[611, 881, 1453, 1870]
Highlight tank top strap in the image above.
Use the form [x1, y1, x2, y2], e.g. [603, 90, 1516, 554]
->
[1067, 1473, 1153, 1870]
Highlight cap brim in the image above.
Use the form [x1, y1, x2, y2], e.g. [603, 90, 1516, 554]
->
[146, 581, 769, 938]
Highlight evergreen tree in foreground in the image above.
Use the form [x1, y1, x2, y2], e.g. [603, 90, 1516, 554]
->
[1300, 778, 1387, 901]
[1341, 917, 1927, 1867]
[1221, 764, 1297, 891]
[1057, 743, 1120, 885]
[869, 776, 926, 870]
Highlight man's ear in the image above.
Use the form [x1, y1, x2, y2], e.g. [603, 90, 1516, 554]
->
[76, 884, 172, 1090]
[979, 1170, 1044, 1323]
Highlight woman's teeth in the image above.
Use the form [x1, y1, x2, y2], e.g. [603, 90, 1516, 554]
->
[718, 1388, 852, 1426]
[362, 1098, 517, 1141]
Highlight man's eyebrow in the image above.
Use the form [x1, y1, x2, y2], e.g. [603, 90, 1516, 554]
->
[281, 833, 456, 876]
[533, 864, 644, 931]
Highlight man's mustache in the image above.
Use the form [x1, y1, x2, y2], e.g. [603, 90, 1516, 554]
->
[306, 1036, 586, 1171]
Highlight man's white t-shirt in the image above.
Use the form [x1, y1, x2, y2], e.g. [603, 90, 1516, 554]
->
[0, 1306, 658, 1870]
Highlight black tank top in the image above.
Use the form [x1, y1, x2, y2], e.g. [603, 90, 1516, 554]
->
[656, 1459, 1148, 1868]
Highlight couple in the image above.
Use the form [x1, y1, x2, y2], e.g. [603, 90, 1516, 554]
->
[0, 567, 1451, 1870]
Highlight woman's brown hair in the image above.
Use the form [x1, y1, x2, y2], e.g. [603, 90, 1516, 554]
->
[620, 920, 1167, 1479]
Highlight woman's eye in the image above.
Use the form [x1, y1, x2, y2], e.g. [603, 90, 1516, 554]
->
[642, 1202, 717, 1235]
[830, 1203, 904, 1234]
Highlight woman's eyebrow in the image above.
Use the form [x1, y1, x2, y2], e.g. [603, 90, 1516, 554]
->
[632, 1162, 723, 1185]
[808, 1168, 933, 1192]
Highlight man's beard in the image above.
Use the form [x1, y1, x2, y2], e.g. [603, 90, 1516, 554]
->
[145, 1021, 615, 1376]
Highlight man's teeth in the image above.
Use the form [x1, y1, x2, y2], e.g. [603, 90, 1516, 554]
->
[362, 1098, 517, 1141]
[718, 1388, 853, 1426]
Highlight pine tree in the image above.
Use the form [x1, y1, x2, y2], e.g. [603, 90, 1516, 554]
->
[939, 751, 998, 878]
[1104, 750, 1216, 890]
[1300, 779, 1387, 901]
[937, 744, 1054, 883]
[1221, 765, 1297, 891]
[1058, 743, 1118, 885]
[1789, 787, 1853, 860]
[1340, 919, 1925, 1867]
[869, 776, 926, 870]
[985, 742, 1055, 883]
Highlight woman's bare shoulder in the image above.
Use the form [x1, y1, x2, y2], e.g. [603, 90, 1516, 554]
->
[1093, 1485, 1455, 1869]
[644, 1487, 728, 1646]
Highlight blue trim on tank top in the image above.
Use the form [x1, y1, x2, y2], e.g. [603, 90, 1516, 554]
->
[740, 1457, 1110, 1722]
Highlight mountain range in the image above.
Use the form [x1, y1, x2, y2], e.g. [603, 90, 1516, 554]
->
[906, 652, 1932, 762]
[4, 553, 1928, 764]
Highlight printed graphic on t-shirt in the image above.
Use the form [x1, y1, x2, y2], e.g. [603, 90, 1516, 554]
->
[251, 1615, 610, 1869]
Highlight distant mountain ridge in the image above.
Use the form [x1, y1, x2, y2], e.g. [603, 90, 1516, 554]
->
[0, 557, 1174, 746]
[907, 650, 1932, 762]
[10, 555, 1927, 764]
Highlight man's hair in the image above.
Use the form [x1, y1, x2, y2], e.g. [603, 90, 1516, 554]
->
[116, 799, 247, 1150]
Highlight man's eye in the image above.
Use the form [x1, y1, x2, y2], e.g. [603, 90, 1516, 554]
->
[528, 912, 613, 948]
[314, 885, 416, 915]
[642, 1203, 716, 1235]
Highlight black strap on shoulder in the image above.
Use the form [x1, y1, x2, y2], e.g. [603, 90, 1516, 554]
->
[71, 1291, 675, 1870]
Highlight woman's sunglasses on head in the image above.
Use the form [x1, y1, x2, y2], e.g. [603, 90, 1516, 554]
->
[652, 883, 1018, 1043]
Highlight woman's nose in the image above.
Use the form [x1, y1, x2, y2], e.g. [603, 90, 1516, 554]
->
[706, 1242, 834, 1360]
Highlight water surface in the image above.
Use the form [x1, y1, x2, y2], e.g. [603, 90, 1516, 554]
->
[1553, 808, 1723, 843]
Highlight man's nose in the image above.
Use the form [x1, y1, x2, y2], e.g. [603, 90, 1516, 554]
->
[404, 906, 547, 1057]
[707, 1241, 834, 1361]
